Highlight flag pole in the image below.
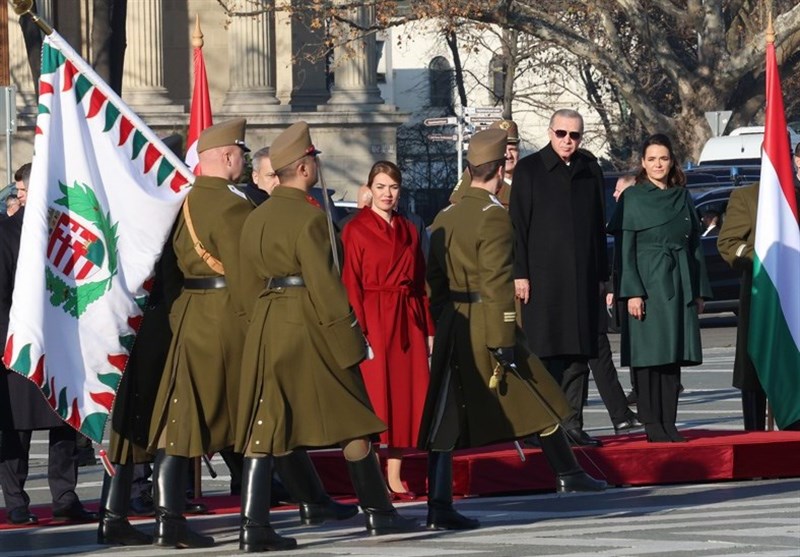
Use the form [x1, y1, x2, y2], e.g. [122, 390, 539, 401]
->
[10, 0, 53, 35]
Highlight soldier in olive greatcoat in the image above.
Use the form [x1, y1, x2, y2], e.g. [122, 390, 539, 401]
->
[144, 119, 254, 548]
[234, 121, 418, 552]
[420, 130, 606, 532]
[716, 183, 766, 430]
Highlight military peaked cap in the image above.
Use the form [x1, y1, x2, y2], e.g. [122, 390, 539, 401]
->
[270, 121, 321, 172]
[467, 129, 508, 166]
[489, 119, 520, 144]
[197, 118, 250, 153]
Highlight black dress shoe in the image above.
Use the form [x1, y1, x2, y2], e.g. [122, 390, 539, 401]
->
[52, 501, 99, 523]
[427, 506, 480, 530]
[613, 416, 643, 434]
[7, 507, 38, 525]
[185, 501, 209, 515]
[364, 509, 420, 536]
[663, 423, 688, 443]
[566, 428, 603, 447]
[557, 472, 608, 493]
[645, 424, 672, 443]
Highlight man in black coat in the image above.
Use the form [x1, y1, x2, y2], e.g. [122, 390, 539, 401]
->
[0, 163, 96, 525]
[509, 109, 608, 447]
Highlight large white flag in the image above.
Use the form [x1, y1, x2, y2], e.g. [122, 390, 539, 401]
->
[3, 31, 194, 442]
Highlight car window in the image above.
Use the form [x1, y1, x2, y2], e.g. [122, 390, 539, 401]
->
[697, 199, 728, 237]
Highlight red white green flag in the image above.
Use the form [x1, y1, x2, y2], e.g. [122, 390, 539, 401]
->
[184, 31, 213, 173]
[3, 31, 194, 443]
[748, 33, 800, 430]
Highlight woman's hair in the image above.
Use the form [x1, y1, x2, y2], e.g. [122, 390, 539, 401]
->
[367, 160, 402, 189]
[636, 133, 686, 188]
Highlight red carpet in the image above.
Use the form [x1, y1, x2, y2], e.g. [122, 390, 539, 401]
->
[2, 429, 798, 530]
[310, 429, 800, 496]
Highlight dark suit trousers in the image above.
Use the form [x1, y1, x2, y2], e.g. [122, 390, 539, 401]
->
[632, 364, 680, 428]
[0, 425, 79, 511]
[589, 333, 633, 425]
[542, 357, 589, 430]
[741, 390, 767, 431]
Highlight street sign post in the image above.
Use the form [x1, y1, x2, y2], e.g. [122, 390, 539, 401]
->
[427, 134, 459, 142]
[424, 116, 458, 127]
[463, 106, 503, 116]
[705, 110, 732, 137]
[0, 86, 16, 185]
[422, 107, 505, 176]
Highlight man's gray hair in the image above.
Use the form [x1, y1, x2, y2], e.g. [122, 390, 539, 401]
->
[549, 109, 584, 132]
[251, 147, 270, 172]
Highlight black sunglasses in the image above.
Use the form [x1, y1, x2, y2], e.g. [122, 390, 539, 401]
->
[551, 128, 582, 141]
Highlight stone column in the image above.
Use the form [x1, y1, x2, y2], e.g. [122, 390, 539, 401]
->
[222, 1, 280, 111]
[121, 0, 179, 111]
[325, 3, 384, 108]
[37, 0, 55, 22]
[274, 0, 330, 109]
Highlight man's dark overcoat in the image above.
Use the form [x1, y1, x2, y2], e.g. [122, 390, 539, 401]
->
[108, 239, 183, 464]
[0, 208, 65, 431]
[509, 145, 608, 359]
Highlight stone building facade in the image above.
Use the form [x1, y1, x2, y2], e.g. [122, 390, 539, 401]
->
[3, 1, 406, 198]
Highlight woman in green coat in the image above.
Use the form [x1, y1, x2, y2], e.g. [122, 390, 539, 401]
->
[609, 134, 712, 443]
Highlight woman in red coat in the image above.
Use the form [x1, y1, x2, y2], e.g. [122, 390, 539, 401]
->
[342, 161, 434, 500]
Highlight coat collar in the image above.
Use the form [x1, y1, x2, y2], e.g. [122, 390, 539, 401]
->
[271, 185, 308, 200]
[462, 187, 494, 202]
[539, 143, 588, 175]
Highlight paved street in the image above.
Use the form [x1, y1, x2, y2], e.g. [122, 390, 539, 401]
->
[4, 314, 800, 555]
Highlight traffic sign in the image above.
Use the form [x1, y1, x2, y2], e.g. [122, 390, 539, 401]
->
[463, 106, 503, 116]
[427, 134, 459, 142]
[424, 117, 458, 127]
[705, 111, 732, 137]
[465, 116, 501, 127]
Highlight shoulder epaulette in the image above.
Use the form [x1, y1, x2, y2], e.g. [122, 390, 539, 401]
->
[483, 194, 504, 211]
[227, 184, 247, 200]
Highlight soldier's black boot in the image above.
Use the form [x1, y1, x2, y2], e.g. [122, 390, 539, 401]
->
[346, 447, 419, 536]
[152, 450, 214, 548]
[539, 427, 607, 493]
[239, 457, 297, 552]
[273, 450, 359, 525]
[97, 462, 153, 545]
[426, 451, 479, 530]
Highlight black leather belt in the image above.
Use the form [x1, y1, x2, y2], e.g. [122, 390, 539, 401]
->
[266, 276, 305, 288]
[450, 291, 481, 303]
[184, 276, 227, 289]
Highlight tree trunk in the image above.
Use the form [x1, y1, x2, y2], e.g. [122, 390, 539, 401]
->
[445, 30, 468, 108]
